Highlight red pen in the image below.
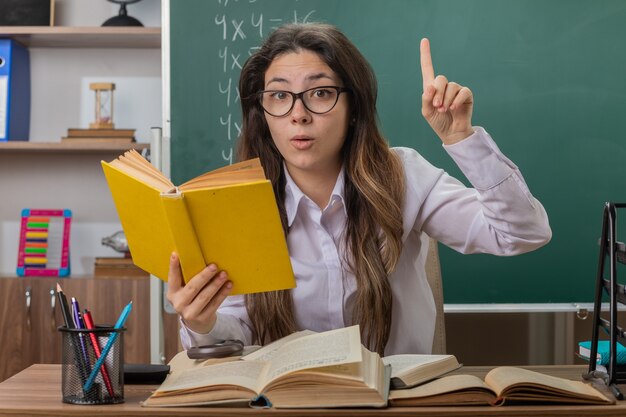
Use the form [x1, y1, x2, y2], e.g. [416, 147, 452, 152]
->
[83, 309, 115, 397]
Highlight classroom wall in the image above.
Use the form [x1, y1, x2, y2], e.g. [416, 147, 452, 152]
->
[0, 0, 162, 275]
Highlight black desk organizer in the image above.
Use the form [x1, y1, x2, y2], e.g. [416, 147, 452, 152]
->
[585, 202, 626, 399]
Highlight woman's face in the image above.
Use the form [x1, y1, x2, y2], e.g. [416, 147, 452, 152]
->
[262, 49, 350, 180]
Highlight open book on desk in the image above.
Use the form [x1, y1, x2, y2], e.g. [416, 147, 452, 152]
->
[389, 366, 614, 406]
[101, 150, 295, 295]
[142, 325, 390, 409]
[383, 354, 461, 389]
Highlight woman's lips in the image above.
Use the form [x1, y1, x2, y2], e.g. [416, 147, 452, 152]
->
[290, 136, 314, 150]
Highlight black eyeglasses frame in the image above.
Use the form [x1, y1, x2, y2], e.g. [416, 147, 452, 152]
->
[257, 86, 351, 117]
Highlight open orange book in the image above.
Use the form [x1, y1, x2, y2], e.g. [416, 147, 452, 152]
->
[101, 150, 295, 295]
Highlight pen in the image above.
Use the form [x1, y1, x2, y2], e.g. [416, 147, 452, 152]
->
[83, 309, 114, 397]
[56, 283, 89, 387]
[83, 301, 133, 392]
[71, 297, 92, 374]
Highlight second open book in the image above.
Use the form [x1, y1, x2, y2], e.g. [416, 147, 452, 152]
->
[101, 150, 295, 295]
[389, 366, 613, 406]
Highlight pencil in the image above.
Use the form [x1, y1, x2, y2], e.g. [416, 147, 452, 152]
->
[83, 301, 133, 392]
[55, 283, 73, 329]
[83, 309, 115, 397]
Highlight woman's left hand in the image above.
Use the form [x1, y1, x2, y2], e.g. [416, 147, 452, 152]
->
[420, 38, 474, 145]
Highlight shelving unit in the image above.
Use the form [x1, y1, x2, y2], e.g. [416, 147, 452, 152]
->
[0, 26, 160, 274]
[0, 26, 161, 48]
[0, 141, 149, 153]
[0, 27, 159, 154]
[0, 23, 176, 380]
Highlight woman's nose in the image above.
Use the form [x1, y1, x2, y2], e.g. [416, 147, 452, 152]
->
[290, 97, 311, 124]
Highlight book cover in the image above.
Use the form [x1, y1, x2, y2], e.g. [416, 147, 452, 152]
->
[578, 340, 626, 366]
[68, 128, 135, 138]
[62, 137, 136, 144]
[0, 39, 30, 141]
[101, 150, 295, 295]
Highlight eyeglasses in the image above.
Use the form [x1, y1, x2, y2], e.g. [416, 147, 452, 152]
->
[258, 86, 350, 117]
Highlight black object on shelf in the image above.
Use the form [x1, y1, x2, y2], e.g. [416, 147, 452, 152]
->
[584, 202, 626, 400]
[0, 0, 53, 26]
[102, 0, 144, 27]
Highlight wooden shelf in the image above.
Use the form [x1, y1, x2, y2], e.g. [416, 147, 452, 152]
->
[0, 141, 149, 153]
[0, 26, 161, 48]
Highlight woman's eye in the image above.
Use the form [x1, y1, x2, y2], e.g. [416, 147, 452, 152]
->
[273, 92, 288, 100]
[313, 89, 329, 98]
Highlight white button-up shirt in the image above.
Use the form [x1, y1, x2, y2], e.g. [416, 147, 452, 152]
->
[180, 127, 551, 355]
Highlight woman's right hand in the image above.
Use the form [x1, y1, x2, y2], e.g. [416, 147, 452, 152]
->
[166, 252, 233, 334]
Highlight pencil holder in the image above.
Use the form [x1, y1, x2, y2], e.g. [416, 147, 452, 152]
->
[59, 326, 125, 405]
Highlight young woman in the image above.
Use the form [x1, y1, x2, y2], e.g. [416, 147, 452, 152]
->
[167, 23, 551, 355]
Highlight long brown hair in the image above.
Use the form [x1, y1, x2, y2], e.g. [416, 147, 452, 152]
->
[237, 23, 405, 354]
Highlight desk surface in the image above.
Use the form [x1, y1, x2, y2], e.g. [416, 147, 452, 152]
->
[0, 364, 624, 417]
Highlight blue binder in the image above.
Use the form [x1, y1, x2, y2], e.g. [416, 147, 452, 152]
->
[0, 39, 30, 141]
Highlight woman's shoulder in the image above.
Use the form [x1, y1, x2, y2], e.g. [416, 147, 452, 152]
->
[390, 146, 444, 195]
[391, 146, 437, 171]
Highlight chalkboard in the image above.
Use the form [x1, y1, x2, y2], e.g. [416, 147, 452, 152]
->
[169, 0, 626, 304]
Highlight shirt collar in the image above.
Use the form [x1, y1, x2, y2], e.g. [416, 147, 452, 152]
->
[284, 164, 348, 227]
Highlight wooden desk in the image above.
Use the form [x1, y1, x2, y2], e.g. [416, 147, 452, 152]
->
[0, 364, 624, 417]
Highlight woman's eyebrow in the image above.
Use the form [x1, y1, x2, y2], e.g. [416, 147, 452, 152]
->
[266, 72, 335, 88]
[307, 72, 335, 82]
[266, 77, 289, 87]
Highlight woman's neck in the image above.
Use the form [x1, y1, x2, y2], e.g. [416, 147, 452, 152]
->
[287, 164, 342, 210]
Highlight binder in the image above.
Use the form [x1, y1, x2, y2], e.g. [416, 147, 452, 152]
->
[0, 39, 30, 141]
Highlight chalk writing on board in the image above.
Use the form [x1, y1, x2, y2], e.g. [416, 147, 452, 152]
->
[215, 0, 317, 165]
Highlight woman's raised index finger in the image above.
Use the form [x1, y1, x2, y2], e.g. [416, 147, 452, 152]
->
[420, 38, 435, 91]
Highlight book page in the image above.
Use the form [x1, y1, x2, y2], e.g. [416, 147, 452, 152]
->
[389, 374, 494, 400]
[155, 359, 268, 395]
[485, 366, 612, 403]
[383, 354, 456, 379]
[262, 325, 362, 388]
[242, 329, 317, 362]
[106, 150, 173, 192]
[179, 158, 266, 190]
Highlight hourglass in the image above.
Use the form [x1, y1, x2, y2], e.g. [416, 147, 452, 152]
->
[89, 82, 115, 129]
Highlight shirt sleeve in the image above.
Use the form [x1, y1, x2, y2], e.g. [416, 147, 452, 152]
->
[178, 295, 254, 350]
[406, 126, 552, 255]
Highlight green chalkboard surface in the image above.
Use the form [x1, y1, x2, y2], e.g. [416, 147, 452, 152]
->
[169, 0, 626, 304]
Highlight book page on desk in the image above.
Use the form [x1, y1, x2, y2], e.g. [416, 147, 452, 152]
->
[388, 374, 495, 406]
[383, 354, 461, 388]
[261, 325, 363, 385]
[155, 359, 267, 395]
[485, 366, 614, 405]
[242, 329, 317, 362]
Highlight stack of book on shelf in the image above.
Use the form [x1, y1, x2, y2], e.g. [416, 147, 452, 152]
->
[94, 256, 149, 279]
[61, 128, 136, 145]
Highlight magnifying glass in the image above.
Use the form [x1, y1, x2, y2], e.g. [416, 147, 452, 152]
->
[187, 339, 244, 359]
